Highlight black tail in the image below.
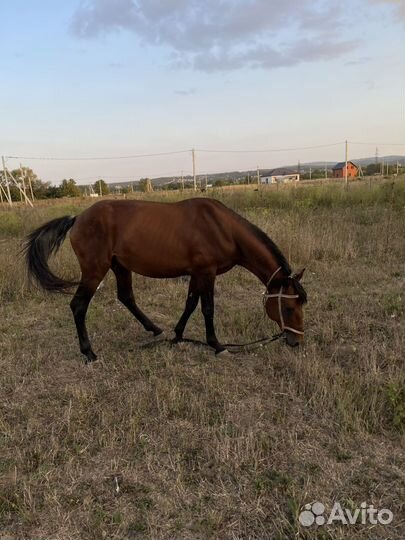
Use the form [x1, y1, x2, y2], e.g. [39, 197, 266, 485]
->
[24, 215, 78, 293]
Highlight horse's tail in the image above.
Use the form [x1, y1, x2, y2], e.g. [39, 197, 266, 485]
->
[24, 215, 78, 293]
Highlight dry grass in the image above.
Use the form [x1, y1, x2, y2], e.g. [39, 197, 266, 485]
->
[0, 178, 404, 539]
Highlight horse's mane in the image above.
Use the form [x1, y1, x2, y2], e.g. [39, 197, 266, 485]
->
[233, 211, 307, 304]
[244, 219, 291, 273]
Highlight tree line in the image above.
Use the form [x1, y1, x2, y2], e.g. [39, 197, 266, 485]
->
[0, 168, 119, 201]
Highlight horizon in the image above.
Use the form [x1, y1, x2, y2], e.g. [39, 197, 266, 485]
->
[2, 0, 404, 184]
[6, 150, 405, 187]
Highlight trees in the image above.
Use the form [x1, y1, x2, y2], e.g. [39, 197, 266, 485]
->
[60, 178, 81, 198]
[120, 185, 132, 195]
[138, 178, 153, 192]
[47, 185, 63, 199]
[4, 167, 51, 201]
[213, 179, 227, 187]
[365, 163, 380, 176]
[93, 179, 109, 196]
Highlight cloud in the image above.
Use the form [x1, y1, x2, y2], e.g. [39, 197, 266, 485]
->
[371, 0, 403, 5]
[369, 0, 405, 23]
[71, 0, 140, 37]
[368, 0, 405, 25]
[188, 37, 359, 72]
[71, 0, 366, 71]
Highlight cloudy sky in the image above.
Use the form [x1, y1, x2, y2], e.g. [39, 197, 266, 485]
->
[1, 0, 404, 183]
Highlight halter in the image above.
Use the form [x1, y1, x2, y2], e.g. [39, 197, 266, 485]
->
[263, 266, 304, 336]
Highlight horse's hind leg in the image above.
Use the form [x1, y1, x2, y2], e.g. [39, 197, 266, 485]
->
[70, 277, 104, 364]
[111, 257, 163, 336]
[173, 276, 200, 342]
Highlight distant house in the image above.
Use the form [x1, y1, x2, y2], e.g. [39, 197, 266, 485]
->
[261, 173, 300, 184]
[332, 161, 358, 178]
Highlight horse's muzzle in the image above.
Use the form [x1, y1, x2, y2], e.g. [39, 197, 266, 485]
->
[285, 331, 302, 347]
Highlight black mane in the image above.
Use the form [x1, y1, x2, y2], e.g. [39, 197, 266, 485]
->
[245, 220, 292, 274]
[235, 212, 307, 304]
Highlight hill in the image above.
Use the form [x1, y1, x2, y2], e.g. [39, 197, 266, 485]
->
[105, 155, 405, 189]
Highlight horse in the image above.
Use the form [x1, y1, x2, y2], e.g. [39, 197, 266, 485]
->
[24, 198, 307, 363]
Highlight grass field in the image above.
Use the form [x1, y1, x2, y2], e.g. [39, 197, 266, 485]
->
[0, 179, 404, 539]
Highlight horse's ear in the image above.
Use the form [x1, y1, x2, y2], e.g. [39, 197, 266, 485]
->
[293, 268, 305, 281]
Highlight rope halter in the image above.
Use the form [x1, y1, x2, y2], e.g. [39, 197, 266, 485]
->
[262, 266, 304, 336]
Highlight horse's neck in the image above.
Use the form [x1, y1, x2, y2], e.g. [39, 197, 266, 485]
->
[235, 224, 281, 285]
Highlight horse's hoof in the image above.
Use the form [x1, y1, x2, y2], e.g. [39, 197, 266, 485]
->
[152, 327, 164, 336]
[152, 331, 166, 341]
[215, 349, 232, 358]
[84, 355, 98, 365]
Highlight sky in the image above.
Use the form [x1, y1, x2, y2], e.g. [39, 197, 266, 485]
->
[1, 0, 404, 184]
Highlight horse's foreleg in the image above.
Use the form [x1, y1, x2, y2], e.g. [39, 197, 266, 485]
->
[112, 258, 162, 336]
[199, 275, 226, 354]
[173, 276, 200, 342]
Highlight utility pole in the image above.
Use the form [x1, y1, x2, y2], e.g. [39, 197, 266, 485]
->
[309, 167, 312, 181]
[19, 165, 24, 203]
[1, 157, 33, 206]
[324, 163, 328, 180]
[99, 179, 102, 197]
[18, 166, 23, 202]
[192, 149, 196, 191]
[0, 176, 6, 203]
[1, 156, 12, 206]
[26, 167, 35, 201]
[257, 166, 260, 187]
[247, 172, 250, 185]
[9, 168, 33, 206]
[344, 140, 348, 187]
[181, 170, 184, 190]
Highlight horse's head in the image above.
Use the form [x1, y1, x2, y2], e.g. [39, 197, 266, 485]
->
[264, 268, 307, 347]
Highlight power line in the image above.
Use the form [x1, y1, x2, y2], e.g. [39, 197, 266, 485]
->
[348, 141, 405, 146]
[196, 142, 344, 153]
[5, 150, 191, 161]
[76, 170, 191, 183]
[4, 141, 404, 162]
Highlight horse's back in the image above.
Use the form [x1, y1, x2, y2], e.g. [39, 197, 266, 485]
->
[70, 198, 237, 277]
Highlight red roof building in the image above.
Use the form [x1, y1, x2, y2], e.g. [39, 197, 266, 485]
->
[332, 161, 358, 178]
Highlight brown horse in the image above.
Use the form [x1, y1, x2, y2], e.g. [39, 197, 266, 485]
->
[24, 198, 306, 363]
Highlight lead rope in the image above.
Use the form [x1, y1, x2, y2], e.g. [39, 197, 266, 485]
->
[206, 266, 289, 351]
[176, 332, 284, 354]
[141, 265, 302, 354]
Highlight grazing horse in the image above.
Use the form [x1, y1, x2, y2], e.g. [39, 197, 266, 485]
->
[24, 198, 307, 363]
